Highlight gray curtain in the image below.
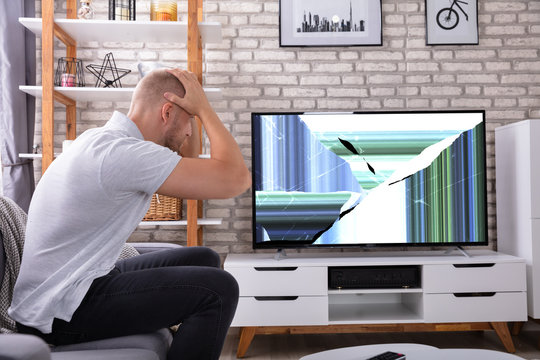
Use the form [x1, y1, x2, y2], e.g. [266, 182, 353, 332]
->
[0, 0, 36, 212]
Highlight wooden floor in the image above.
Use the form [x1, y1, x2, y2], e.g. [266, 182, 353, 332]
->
[220, 320, 540, 359]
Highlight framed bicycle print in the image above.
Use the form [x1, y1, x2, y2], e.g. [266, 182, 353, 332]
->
[425, 0, 478, 45]
[280, 0, 382, 47]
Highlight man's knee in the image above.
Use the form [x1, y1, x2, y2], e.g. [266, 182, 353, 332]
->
[214, 269, 239, 316]
[197, 246, 221, 268]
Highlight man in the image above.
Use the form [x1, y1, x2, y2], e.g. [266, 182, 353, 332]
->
[8, 68, 251, 360]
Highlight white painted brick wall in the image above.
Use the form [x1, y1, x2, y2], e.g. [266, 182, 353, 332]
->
[31, 0, 540, 255]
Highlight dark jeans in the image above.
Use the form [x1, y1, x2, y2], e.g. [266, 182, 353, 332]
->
[17, 247, 239, 360]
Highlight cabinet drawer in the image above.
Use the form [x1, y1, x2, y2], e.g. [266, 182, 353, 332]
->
[424, 292, 527, 322]
[231, 296, 328, 327]
[226, 266, 327, 296]
[423, 262, 526, 293]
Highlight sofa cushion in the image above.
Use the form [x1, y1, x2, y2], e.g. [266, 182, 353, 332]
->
[52, 329, 172, 360]
[0, 232, 5, 290]
[51, 348, 159, 360]
[0, 333, 51, 360]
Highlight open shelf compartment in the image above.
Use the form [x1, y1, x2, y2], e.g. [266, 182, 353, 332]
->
[328, 292, 424, 324]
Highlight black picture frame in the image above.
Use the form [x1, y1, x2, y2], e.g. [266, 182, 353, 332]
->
[425, 0, 479, 45]
[279, 0, 382, 47]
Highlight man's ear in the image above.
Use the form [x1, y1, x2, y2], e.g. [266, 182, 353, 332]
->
[160, 102, 173, 124]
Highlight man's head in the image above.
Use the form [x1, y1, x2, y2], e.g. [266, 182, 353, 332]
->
[128, 69, 192, 154]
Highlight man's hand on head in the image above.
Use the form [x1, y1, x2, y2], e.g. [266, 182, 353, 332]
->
[164, 69, 211, 118]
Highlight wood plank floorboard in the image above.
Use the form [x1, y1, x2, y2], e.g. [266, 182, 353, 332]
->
[220, 320, 540, 359]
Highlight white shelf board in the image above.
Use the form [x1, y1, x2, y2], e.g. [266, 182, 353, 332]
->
[328, 303, 423, 324]
[21, 153, 210, 159]
[19, 153, 60, 159]
[19, 17, 222, 44]
[19, 86, 222, 102]
[139, 218, 223, 226]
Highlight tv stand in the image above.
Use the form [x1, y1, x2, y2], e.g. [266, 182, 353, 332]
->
[444, 246, 472, 258]
[225, 250, 526, 358]
[274, 248, 288, 261]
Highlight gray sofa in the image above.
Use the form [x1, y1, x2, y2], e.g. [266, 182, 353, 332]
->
[0, 240, 178, 360]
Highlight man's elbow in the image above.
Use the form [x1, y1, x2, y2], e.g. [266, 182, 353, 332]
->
[223, 167, 252, 198]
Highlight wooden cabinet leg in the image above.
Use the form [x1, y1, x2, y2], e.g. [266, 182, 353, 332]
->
[237, 327, 257, 358]
[511, 321, 525, 336]
[491, 322, 515, 353]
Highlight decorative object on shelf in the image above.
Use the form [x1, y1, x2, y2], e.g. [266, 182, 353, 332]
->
[77, 0, 94, 19]
[86, 52, 131, 88]
[150, 0, 177, 21]
[109, 0, 136, 21]
[425, 0, 478, 45]
[279, 0, 382, 47]
[143, 194, 182, 221]
[54, 57, 85, 87]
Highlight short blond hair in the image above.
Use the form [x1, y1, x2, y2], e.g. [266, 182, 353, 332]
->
[131, 69, 185, 109]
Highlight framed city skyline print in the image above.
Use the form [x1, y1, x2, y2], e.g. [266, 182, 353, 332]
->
[426, 0, 479, 45]
[280, 0, 382, 47]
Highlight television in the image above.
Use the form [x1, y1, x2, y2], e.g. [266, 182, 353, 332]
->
[252, 110, 487, 249]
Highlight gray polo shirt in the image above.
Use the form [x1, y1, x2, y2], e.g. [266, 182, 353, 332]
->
[9, 111, 181, 333]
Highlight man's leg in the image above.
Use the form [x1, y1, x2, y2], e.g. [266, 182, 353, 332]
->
[116, 246, 221, 272]
[51, 247, 238, 360]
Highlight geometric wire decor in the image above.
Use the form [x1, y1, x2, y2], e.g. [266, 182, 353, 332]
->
[86, 52, 131, 88]
[54, 57, 85, 87]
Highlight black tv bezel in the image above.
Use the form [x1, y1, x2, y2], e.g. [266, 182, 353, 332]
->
[251, 110, 488, 250]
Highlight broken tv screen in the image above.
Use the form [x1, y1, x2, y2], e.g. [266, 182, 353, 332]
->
[252, 111, 487, 247]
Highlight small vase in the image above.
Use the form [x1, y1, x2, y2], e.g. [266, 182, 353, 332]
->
[150, 0, 177, 21]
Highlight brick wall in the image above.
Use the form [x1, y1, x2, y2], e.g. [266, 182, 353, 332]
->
[33, 0, 540, 255]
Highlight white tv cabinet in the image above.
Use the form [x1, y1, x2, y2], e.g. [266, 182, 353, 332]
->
[496, 120, 540, 319]
[224, 250, 526, 358]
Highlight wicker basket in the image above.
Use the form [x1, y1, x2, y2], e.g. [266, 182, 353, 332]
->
[142, 194, 182, 221]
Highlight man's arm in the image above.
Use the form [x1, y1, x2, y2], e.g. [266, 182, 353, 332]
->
[157, 69, 251, 200]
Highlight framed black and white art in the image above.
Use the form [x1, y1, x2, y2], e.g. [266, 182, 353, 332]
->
[280, 0, 382, 47]
[426, 0, 479, 45]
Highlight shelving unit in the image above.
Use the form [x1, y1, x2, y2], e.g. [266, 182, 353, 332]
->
[21, 0, 220, 245]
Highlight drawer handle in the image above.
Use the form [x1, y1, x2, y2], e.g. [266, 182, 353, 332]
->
[453, 292, 496, 298]
[254, 267, 298, 271]
[254, 296, 299, 301]
[453, 263, 495, 268]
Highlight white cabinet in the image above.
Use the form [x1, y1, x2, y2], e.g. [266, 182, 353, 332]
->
[225, 250, 526, 356]
[496, 119, 540, 318]
[225, 251, 526, 327]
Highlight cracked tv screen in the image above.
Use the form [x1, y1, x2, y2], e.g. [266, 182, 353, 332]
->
[252, 111, 487, 247]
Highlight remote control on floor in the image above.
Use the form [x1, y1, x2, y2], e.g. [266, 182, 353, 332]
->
[366, 351, 406, 360]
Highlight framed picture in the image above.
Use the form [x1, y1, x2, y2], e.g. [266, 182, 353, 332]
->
[280, 0, 382, 47]
[426, 0, 478, 45]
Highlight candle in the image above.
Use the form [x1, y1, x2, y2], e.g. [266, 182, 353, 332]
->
[61, 73, 75, 87]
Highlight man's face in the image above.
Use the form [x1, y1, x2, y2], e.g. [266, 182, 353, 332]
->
[163, 105, 192, 154]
